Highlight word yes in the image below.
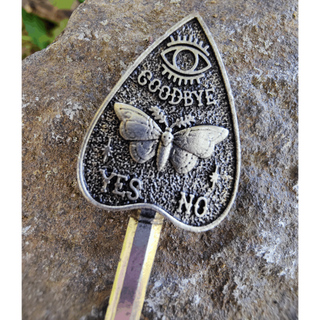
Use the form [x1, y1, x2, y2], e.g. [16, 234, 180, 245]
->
[100, 170, 142, 201]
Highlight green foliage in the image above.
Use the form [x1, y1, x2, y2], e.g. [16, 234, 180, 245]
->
[22, 1, 81, 59]
[22, 8, 52, 50]
[52, 19, 69, 40]
[22, 20, 40, 60]
[48, 0, 75, 9]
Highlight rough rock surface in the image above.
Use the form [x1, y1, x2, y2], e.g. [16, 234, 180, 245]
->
[22, 0, 298, 319]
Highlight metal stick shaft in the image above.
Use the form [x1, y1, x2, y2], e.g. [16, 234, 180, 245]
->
[105, 209, 164, 320]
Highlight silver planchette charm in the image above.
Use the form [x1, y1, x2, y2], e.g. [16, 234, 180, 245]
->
[77, 14, 241, 232]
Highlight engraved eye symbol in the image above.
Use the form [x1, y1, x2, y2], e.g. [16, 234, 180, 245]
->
[161, 35, 212, 85]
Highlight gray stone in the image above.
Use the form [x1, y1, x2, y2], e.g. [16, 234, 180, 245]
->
[22, 0, 298, 319]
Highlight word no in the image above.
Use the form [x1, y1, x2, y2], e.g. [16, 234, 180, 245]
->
[177, 191, 208, 217]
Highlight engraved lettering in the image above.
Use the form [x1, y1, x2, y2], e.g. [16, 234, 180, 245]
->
[169, 88, 183, 105]
[138, 70, 152, 86]
[137, 70, 216, 107]
[194, 196, 208, 217]
[100, 170, 142, 200]
[148, 78, 162, 93]
[126, 178, 143, 201]
[177, 191, 194, 215]
[112, 174, 129, 198]
[100, 170, 117, 192]
[177, 192, 209, 217]
[192, 90, 204, 107]
[183, 91, 193, 106]
[159, 86, 171, 100]
[205, 87, 216, 105]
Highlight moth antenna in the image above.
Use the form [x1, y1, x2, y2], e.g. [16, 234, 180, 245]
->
[170, 114, 196, 129]
[149, 106, 168, 126]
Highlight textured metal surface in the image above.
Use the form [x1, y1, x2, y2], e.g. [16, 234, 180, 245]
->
[77, 14, 240, 231]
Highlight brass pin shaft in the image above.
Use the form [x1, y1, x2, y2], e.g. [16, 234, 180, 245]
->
[105, 209, 164, 320]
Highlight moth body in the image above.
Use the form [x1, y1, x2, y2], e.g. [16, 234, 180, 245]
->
[157, 128, 174, 171]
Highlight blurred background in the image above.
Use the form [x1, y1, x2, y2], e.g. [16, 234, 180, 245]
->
[22, 0, 85, 59]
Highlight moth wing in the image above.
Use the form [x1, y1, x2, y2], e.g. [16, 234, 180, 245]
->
[173, 125, 229, 158]
[129, 140, 158, 163]
[114, 103, 162, 140]
[170, 145, 199, 174]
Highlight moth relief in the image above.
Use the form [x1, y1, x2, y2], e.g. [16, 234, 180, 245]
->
[100, 170, 142, 201]
[114, 103, 229, 174]
[138, 70, 220, 107]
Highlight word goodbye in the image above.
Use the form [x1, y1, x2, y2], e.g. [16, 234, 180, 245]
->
[138, 70, 219, 107]
[177, 192, 208, 217]
[100, 170, 142, 201]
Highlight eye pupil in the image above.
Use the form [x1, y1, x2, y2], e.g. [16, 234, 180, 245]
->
[176, 50, 195, 71]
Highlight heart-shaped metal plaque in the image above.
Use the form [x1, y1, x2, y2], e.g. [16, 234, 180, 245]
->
[77, 14, 240, 232]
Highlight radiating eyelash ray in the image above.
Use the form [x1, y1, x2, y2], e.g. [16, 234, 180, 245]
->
[161, 64, 205, 85]
[167, 35, 210, 56]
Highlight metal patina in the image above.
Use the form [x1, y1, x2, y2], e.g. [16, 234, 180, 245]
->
[77, 14, 240, 232]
